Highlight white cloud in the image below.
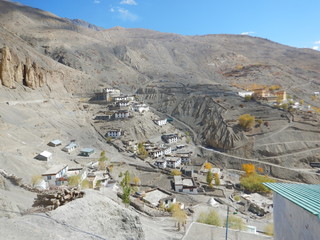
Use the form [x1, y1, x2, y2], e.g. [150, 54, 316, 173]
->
[312, 46, 319, 50]
[118, 7, 138, 21]
[94, 0, 101, 4]
[120, 0, 137, 5]
[314, 40, 320, 45]
[241, 31, 255, 36]
[110, 7, 138, 21]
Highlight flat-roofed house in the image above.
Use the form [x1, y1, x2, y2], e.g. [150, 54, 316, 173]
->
[174, 175, 198, 194]
[154, 119, 167, 126]
[264, 183, 320, 240]
[162, 134, 178, 144]
[132, 103, 149, 113]
[143, 188, 176, 208]
[166, 157, 181, 168]
[80, 148, 95, 157]
[116, 101, 130, 108]
[148, 149, 164, 158]
[106, 129, 122, 138]
[35, 151, 52, 161]
[48, 139, 62, 147]
[42, 165, 68, 186]
[62, 142, 77, 153]
[154, 159, 167, 169]
[113, 96, 128, 102]
[114, 110, 129, 119]
[161, 145, 172, 155]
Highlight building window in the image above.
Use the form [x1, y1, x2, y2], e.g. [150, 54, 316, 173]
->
[47, 176, 51, 180]
[190, 189, 193, 192]
[179, 189, 183, 192]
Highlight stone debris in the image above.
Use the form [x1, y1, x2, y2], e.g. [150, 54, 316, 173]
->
[33, 188, 85, 211]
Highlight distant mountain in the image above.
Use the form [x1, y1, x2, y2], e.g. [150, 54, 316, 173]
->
[0, 0, 319, 99]
[69, 19, 105, 31]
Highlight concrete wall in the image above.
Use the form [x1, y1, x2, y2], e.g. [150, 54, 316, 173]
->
[274, 192, 320, 240]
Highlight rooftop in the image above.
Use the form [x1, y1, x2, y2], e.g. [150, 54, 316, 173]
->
[264, 183, 320, 218]
[143, 189, 172, 206]
[80, 148, 94, 153]
[49, 139, 62, 145]
[39, 151, 52, 157]
[42, 165, 67, 176]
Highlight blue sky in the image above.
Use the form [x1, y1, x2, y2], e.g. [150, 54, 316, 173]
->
[14, 0, 320, 50]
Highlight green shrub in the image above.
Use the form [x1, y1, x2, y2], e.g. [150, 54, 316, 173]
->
[197, 210, 221, 226]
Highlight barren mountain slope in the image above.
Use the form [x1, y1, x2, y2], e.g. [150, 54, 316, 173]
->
[0, 0, 320, 97]
[0, 0, 319, 179]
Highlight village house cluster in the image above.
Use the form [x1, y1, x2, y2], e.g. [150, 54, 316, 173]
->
[32, 138, 117, 190]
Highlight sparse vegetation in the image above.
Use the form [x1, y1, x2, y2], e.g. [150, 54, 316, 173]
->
[31, 175, 42, 186]
[197, 210, 221, 227]
[244, 95, 252, 101]
[206, 171, 213, 188]
[171, 169, 182, 176]
[225, 215, 246, 231]
[80, 179, 90, 189]
[133, 176, 141, 186]
[98, 151, 108, 170]
[68, 175, 81, 187]
[204, 162, 212, 170]
[137, 143, 148, 159]
[238, 114, 255, 131]
[172, 206, 187, 231]
[121, 171, 132, 206]
[214, 173, 220, 186]
[240, 164, 275, 193]
[234, 195, 241, 202]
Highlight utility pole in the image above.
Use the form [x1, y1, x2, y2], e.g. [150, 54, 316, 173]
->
[225, 205, 229, 240]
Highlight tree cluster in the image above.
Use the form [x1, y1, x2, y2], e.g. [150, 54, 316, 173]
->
[238, 114, 255, 131]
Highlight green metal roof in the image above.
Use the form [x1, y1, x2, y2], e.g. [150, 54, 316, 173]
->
[264, 183, 320, 219]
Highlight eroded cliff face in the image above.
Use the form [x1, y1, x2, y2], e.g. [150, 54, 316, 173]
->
[138, 87, 248, 150]
[172, 96, 248, 149]
[0, 46, 47, 89]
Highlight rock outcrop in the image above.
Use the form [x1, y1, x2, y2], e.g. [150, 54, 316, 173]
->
[0, 46, 15, 88]
[0, 46, 47, 89]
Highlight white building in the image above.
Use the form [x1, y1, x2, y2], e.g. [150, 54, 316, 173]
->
[166, 157, 181, 168]
[106, 129, 122, 138]
[264, 183, 320, 240]
[66, 167, 87, 182]
[238, 91, 254, 98]
[174, 175, 197, 194]
[115, 101, 129, 108]
[149, 149, 164, 158]
[114, 110, 129, 119]
[48, 139, 62, 147]
[35, 151, 52, 161]
[113, 96, 128, 102]
[154, 159, 167, 169]
[154, 119, 167, 126]
[104, 88, 120, 94]
[162, 134, 178, 144]
[132, 103, 149, 113]
[42, 165, 68, 186]
[62, 142, 77, 153]
[143, 188, 176, 208]
[162, 145, 172, 155]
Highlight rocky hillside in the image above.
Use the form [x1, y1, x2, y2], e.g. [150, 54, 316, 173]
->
[0, 0, 320, 174]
